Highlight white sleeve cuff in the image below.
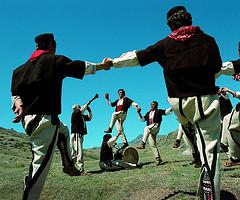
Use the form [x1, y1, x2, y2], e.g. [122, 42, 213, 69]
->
[165, 107, 173, 115]
[11, 96, 21, 110]
[235, 91, 240, 99]
[85, 61, 97, 75]
[131, 102, 138, 109]
[221, 62, 235, 75]
[107, 136, 118, 147]
[113, 50, 140, 68]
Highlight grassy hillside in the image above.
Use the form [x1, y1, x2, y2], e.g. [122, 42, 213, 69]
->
[0, 128, 239, 200]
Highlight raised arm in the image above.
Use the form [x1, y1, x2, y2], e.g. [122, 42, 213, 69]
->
[103, 40, 164, 68]
[165, 107, 173, 115]
[107, 132, 122, 147]
[221, 87, 240, 99]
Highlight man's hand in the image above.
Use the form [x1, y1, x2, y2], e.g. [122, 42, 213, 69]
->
[233, 74, 240, 81]
[136, 106, 141, 113]
[105, 93, 110, 100]
[117, 131, 123, 137]
[220, 87, 229, 94]
[13, 105, 23, 123]
[103, 58, 113, 68]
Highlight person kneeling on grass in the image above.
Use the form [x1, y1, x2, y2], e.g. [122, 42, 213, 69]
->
[99, 132, 138, 171]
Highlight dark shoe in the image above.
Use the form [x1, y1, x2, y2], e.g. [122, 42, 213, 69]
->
[194, 160, 202, 168]
[220, 143, 228, 153]
[173, 139, 181, 148]
[136, 141, 145, 149]
[63, 166, 82, 176]
[104, 128, 112, 133]
[224, 157, 240, 167]
[156, 158, 162, 166]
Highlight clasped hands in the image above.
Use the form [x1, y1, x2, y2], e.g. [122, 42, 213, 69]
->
[99, 57, 113, 70]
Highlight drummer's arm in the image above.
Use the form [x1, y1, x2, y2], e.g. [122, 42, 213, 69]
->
[107, 133, 121, 147]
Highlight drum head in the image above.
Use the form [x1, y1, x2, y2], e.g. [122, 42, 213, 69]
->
[122, 147, 139, 164]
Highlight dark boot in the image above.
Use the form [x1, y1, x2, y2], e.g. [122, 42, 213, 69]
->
[104, 127, 112, 133]
[156, 157, 162, 166]
[136, 141, 145, 149]
[191, 153, 202, 168]
[220, 143, 228, 153]
[173, 139, 181, 148]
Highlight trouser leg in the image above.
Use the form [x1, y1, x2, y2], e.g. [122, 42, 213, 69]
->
[176, 124, 184, 140]
[109, 112, 118, 130]
[116, 113, 127, 143]
[142, 126, 151, 143]
[99, 161, 123, 171]
[111, 160, 137, 169]
[70, 133, 76, 161]
[57, 122, 73, 168]
[148, 126, 160, 159]
[182, 123, 200, 158]
[226, 110, 240, 160]
[169, 95, 221, 200]
[76, 134, 84, 172]
[23, 115, 59, 200]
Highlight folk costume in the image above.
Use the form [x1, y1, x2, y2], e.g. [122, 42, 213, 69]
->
[137, 107, 172, 165]
[71, 104, 92, 172]
[221, 90, 240, 167]
[11, 33, 101, 200]
[105, 96, 139, 145]
[99, 134, 137, 171]
[108, 7, 223, 199]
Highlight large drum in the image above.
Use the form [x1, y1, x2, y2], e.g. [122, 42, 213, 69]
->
[122, 147, 139, 164]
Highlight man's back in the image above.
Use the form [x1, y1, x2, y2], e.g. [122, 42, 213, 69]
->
[11, 54, 85, 115]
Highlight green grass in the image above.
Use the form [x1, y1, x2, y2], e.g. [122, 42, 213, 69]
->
[0, 128, 239, 200]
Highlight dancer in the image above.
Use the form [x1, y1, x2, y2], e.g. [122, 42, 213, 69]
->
[103, 6, 222, 199]
[136, 101, 172, 165]
[220, 87, 240, 167]
[104, 89, 141, 147]
[11, 33, 109, 200]
[71, 103, 92, 173]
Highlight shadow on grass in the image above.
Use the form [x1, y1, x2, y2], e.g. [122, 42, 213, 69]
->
[160, 190, 197, 200]
[220, 190, 238, 200]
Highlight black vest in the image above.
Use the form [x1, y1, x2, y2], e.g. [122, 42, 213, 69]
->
[11, 54, 85, 115]
[100, 141, 113, 162]
[144, 109, 166, 126]
[111, 97, 134, 112]
[71, 110, 90, 135]
[137, 32, 222, 98]
[219, 96, 232, 119]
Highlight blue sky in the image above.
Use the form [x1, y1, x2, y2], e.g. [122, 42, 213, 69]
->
[0, 0, 240, 148]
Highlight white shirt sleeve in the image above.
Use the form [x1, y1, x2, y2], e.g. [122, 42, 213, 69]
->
[85, 61, 97, 75]
[112, 51, 140, 68]
[165, 107, 173, 115]
[107, 136, 118, 147]
[216, 62, 235, 78]
[131, 101, 139, 110]
[80, 103, 88, 113]
[106, 99, 112, 107]
[234, 91, 240, 99]
[139, 117, 145, 122]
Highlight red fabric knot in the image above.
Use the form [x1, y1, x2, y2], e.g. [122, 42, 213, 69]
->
[29, 50, 49, 62]
[168, 26, 201, 42]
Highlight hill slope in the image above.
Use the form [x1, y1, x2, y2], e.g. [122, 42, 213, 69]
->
[0, 127, 239, 200]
